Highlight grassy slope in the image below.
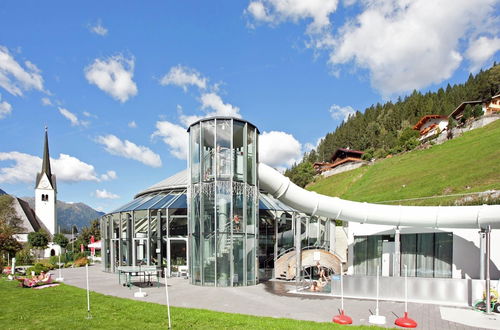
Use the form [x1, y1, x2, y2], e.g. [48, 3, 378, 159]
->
[0, 278, 378, 329]
[308, 119, 500, 205]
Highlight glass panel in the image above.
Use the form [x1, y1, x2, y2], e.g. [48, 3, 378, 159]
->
[366, 235, 382, 276]
[434, 232, 452, 278]
[134, 239, 148, 265]
[233, 183, 244, 233]
[190, 124, 201, 183]
[246, 125, 255, 185]
[170, 240, 187, 275]
[112, 213, 120, 238]
[247, 236, 256, 285]
[191, 233, 201, 285]
[216, 119, 231, 180]
[233, 121, 245, 182]
[401, 234, 417, 277]
[134, 210, 148, 238]
[154, 194, 176, 209]
[353, 236, 367, 275]
[150, 210, 159, 266]
[277, 213, 293, 254]
[169, 194, 187, 209]
[169, 216, 187, 236]
[233, 235, 244, 286]
[121, 213, 130, 239]
[308, 216, 319, 246]
[416, 233, 434, 278]
[202, 121, 215, 182]
[246, 186, 256, 234]
[202, 234, 215, 285]
[138, 194, 166, 210]
[121, 240, 130, 266]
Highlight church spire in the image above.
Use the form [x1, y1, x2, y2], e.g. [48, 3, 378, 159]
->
[36, 126, 54, 188]
[41, 126, 52, 179]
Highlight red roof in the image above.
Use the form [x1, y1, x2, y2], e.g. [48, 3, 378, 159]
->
[412, 115, 448, 130]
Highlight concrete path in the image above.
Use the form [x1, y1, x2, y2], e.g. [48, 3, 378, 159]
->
[53, 265, 498, 329]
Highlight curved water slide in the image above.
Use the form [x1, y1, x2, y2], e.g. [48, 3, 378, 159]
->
[258, 163, 500, 229]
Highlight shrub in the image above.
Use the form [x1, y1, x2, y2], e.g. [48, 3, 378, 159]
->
[72, 252, 88, 262]
[73, 257, 89, 267]
[64, 261, 73, 268]
[36, 259, 56, 270]
[27, 263, 50, 275]
[15, 247, 35, 266]
[49, 253, 71, 266]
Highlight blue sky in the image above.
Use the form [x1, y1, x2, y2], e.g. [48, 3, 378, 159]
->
[0, 0, 499, 212]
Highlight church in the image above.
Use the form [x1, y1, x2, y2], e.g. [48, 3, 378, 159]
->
[13, 128, 61, 257]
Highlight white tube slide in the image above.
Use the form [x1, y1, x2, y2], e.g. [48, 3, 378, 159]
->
[258, 163, 500, 229]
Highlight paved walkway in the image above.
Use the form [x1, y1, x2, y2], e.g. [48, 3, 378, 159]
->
[53, 266, 499, 329]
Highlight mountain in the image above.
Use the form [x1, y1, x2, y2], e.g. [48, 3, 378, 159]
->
[0, 188, 6, 195]
[21, 197, 104, 231]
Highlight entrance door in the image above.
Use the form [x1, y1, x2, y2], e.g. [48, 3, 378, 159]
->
[168, 238, 188, 277]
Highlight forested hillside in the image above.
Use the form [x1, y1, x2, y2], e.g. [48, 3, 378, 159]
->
[286, 64, 500, 187]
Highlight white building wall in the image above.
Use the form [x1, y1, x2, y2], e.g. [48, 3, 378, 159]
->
[419, 118, 448, 140]
[35, 174, 57, 236]
[347, 222, 500, 280]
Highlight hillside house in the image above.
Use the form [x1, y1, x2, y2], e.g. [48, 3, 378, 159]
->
[412, 115, 448, 141]
[485, 93, 500, 115]
[313, 148, 365, 175]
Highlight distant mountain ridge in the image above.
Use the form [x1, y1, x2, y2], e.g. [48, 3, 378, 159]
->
[21, 197, 104, 231]
[0, 188, 6, 195]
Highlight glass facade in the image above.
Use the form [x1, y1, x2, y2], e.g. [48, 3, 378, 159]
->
[353, 232, 453, 278]
[188, 118, 258, 286]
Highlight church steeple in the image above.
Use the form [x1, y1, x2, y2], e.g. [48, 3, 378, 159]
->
[35, 126, 57, 236]
[36, 126, 55, 189]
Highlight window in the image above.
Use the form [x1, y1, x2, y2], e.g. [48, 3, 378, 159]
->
[401, 232, 452, 278]
[41, 194, 49, 201]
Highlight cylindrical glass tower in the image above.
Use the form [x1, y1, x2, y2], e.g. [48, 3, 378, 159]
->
[188, 117, 259, 286]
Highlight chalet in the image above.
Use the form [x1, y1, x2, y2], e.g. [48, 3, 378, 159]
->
[449, 94, 500, 121]
[412, 115, 448, 141]
[314, 148, 365, 174]
[485, 93, 500, 115]
[449, 100, 484, 121]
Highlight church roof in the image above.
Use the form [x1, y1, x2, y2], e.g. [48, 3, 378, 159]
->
[11, 197, 51, 236]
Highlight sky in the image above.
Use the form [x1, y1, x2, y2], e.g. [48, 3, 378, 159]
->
[0, 0, 499, 212]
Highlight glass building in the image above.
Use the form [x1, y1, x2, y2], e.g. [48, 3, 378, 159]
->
[101, 116, 338, 286]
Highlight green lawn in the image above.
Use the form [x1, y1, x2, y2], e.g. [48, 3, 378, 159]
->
[308, 119, 500, 205]
[0, 278, 379, 329]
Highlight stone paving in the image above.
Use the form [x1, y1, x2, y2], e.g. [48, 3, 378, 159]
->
[53, 265, 498, 329]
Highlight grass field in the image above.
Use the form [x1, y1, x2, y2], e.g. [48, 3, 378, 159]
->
[308, 119, 500, 206]
[0, 278, 380, 329]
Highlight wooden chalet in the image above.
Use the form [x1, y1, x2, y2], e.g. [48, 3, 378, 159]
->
[314, 148, 364, 174]
[412, 115, 448, 140]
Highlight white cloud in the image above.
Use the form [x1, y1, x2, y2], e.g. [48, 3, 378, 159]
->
[329, 104, 355, 122]
[247, 0, 500, 96]
[200, 92, 241, 118]
[466, 36, 500, 72]
[84, 55, 137, 103]
[259, 131, 302, 169]
[95, 189, 119, 199]
[128, 120, 137, 128]
[96, 134, 162, 167]
[152, 121, 189, 160]
[89, 21, 108, 36]
[177, 92, 241, 127]
[58, 107, 89, 127]
[0, 95, 12, 119]
[0, 46, 45, 96]
[246, 0, 339, 33]
[0, 152, 101, 183]
[160, 65, 207, 91]
[41, 97, 52, 106]
[100, 170, 117, 181]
